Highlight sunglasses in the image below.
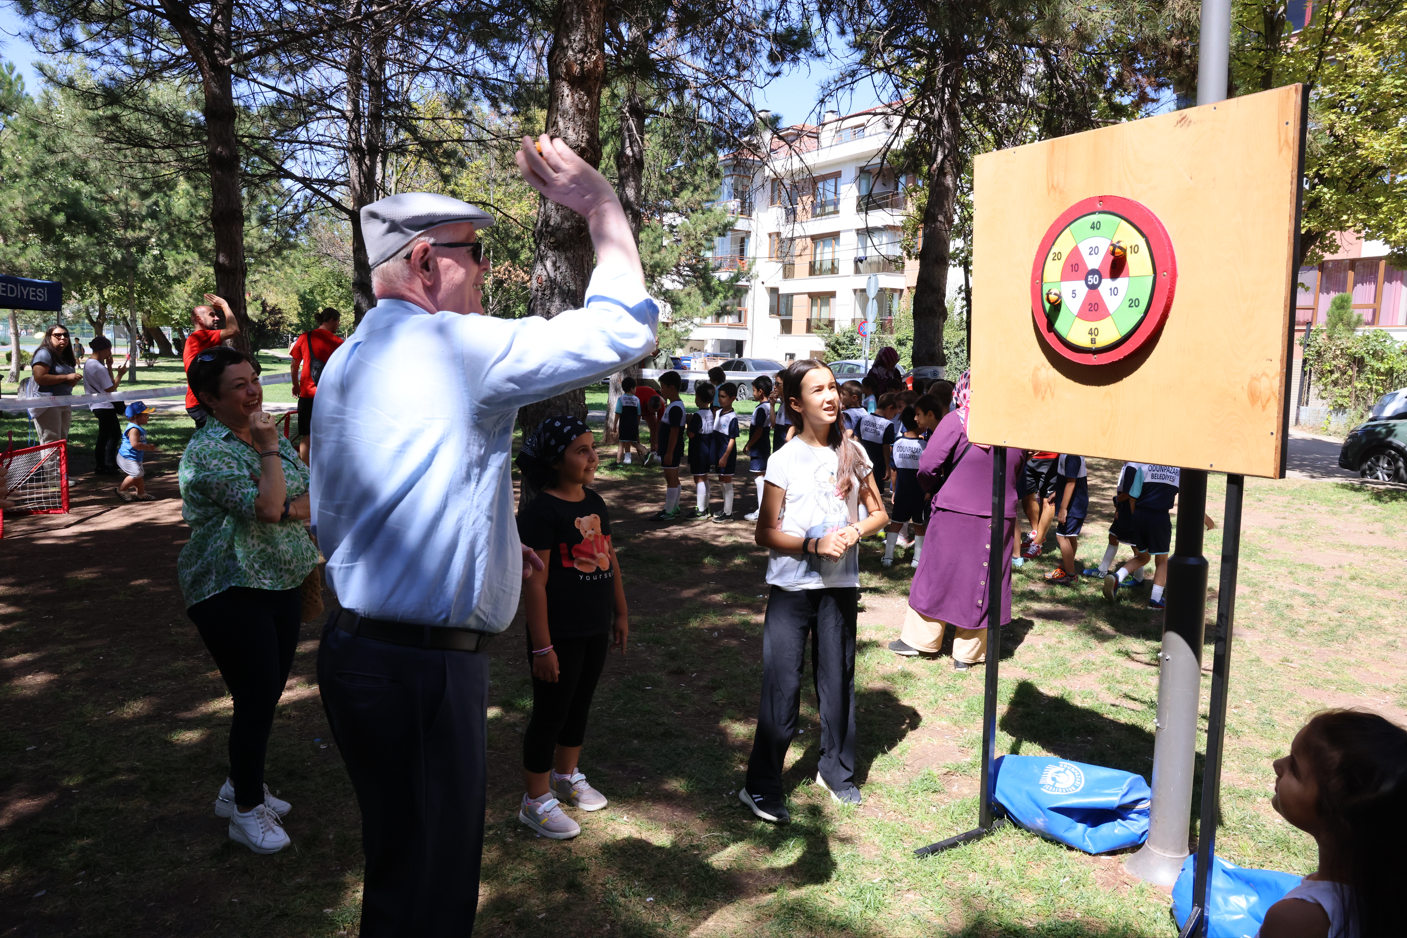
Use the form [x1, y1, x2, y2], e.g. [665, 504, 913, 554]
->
[404, 241, 485, 263]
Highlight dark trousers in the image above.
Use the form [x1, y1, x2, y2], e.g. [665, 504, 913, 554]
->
[318, 615, 488, 938]
[94, 409, 121, 472]
[523, 633, 609, 773]
[187, 586, 301, 807]
[745, 586, 859, 797]
[186, 405, 208, 429]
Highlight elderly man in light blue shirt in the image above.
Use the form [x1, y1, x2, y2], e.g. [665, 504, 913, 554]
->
[313, 136, 657, 938]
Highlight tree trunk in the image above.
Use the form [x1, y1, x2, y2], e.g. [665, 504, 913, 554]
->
[910, 58, 962, 369]
[604, 75, 647, 446]
[6, 310, 19, 385]
[518, 0, 609, 503]
[142, 317, 175, 357]
[197, 1, 251, 355]
[346, 0, 384, 324]
[87, 294, 107, 338]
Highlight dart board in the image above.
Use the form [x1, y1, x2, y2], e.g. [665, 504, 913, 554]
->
[1030, 195, 1177, 365]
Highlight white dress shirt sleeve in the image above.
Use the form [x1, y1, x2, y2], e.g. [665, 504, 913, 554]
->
[460, 262, 659, 413]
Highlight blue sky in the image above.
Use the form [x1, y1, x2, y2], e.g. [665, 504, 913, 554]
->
[0, 5, 872, 126]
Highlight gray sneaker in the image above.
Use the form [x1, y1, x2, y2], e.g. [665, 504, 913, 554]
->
[815, 771, 862, 805]
[518, 795, 580, 840]
[551, 771, 608, 812]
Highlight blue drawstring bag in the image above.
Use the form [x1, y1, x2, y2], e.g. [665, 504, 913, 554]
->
[1172, 854, 1301, 938]
[992, 755, 1151, 853]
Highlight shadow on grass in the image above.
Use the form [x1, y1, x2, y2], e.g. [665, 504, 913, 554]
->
[944, 910, 1163, 937]
[1335, 480, 1407, 503]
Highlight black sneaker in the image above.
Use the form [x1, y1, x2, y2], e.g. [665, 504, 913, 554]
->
[815, 772, 862, 805]
[888, 639, 921, 657]
[739, 787, 789, 823]
[711, 511, 734, 524]
[953, 659, 973, 672]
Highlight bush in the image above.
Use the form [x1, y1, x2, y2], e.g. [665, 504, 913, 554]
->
[1302, 326, 1407, 418]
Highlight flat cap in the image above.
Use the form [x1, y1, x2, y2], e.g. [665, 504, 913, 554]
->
[360, 192, 495, 268]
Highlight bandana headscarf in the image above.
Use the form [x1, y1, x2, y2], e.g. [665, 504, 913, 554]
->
[954, 370, 972, 431]
[866, 346, 904, 393]
[516, 414, 592, 476]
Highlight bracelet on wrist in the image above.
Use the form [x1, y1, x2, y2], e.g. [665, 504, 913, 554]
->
[532, 644, 554, 657]
[259, 450, 279, 459]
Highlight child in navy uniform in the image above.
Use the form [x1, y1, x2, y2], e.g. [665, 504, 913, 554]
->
[1083, 461, 1146, 587]
[857, 394, 900, 494]
[712, 382, 741, 522]
[744, 376, 773, 522]
[651, 371, 687, 521]
[686, 381, 718, 518]
[1103, 463, 1214, 608]
[883, 407, 928, 568]
[840, 381, 867, 437]
[770, 371, 792, 453]
[614, 377, 646, 465]
[1044, 453, 1087, 585]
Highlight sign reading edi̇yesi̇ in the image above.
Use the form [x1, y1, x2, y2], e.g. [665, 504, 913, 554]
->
[0, 275, 63, 312]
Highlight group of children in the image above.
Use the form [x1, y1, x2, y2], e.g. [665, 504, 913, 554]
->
[1012, 453, 1215, 610]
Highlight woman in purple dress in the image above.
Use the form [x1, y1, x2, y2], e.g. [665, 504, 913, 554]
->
[889, 372, 1021, 669]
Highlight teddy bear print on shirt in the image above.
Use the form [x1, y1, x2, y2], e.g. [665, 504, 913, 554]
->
[560, 513, 612, 573]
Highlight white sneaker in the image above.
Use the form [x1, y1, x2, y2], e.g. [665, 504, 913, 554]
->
[228, 804, 290, 855]
[518, 795, 580, 840]
[215, 778, 291, 818]
[911, 558, 921, 568]
[881, 557, 894, 567]
[743, 510, 759, 522]
[551, 771, 608, 811]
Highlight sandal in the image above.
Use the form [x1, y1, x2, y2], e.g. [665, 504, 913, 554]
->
[115, 488, 136, 503]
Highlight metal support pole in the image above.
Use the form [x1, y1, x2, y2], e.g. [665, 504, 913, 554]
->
[1126, 469, 1209, 885]
[1185, 474, 1244, 935]
[915, 445, 1008, 857]
[1128, 0, 1230, 886]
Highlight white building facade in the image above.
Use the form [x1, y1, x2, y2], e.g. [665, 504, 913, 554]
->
[680, 105, 919, 363]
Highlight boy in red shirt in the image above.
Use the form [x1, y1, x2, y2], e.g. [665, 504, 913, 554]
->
[290, 307, 345, 464]
[182, 293, 240, 428]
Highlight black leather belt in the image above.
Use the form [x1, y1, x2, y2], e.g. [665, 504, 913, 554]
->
[335, 610, 494, 653]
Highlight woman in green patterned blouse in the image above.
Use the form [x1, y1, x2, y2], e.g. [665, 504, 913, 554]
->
[178, 347, 317, 856]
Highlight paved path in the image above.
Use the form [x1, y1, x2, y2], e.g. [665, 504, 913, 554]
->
[1285, 429, 1357, 482]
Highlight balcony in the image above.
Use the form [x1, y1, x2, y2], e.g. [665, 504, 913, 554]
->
[854, 256, 901, 275]
[809, 258, 839, 277]
[860, 190, 906, 213]
[709, 254, 748, 272]
[812, 196, 841, 218]
[700, 308, 747, 326]
[778, 317, 825, 335]
[781, 261, 798, 279]
[711, 197, 754, 217]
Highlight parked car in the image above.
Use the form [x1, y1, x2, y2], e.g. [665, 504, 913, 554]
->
[828, 359, 868, 379]
[1338, 388, 1407, 482]
[705, 358, 786, 390]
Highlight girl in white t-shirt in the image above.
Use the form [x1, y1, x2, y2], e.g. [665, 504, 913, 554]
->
[739, 359, 888, 825]
[1257, 709, 1407, 938]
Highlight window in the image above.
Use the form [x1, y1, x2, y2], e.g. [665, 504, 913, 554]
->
[810, 295, 832, 322]
[853, 287, 903, 324]
[770, 178, 796, 207]
[810, 235, 839, 276]
[855, 228, 901, 273]
[770, 289, 794, 319]
[769, 233, 795, 260]
[814, 175, 840, 217]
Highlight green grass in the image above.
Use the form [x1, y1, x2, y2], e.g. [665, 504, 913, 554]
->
[4, 446, 1405, 935]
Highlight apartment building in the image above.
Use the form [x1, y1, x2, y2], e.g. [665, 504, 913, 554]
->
[680, 105, 919, 363]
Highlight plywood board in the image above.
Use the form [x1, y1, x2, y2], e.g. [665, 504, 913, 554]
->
[966, 84, 1304, 478]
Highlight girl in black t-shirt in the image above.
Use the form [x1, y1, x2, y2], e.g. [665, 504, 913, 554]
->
[514, 415, 630, 840]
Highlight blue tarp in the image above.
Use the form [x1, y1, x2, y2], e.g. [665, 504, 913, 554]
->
[1172, 854, 1301, 938]
[993, 755, 1151, 854]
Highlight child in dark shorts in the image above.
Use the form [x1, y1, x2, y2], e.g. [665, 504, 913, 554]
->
[711, 382, 741, 522]
[1083, 460, 1145, 586]
[651, 371, 687, 521]
[1020, 452, 1059, 560]
[685, 381, 717, 518]
[1044, 454, 1087, 585]
[744, 375, 773, 522]
[883, 406, 928, 568]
